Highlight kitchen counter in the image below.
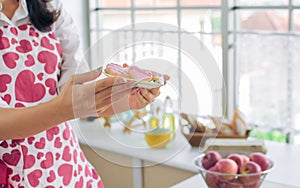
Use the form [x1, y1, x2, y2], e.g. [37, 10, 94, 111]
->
[170, 174, 300, 188]
[72, 119, 200, 173]
[73, 119, 300, 188]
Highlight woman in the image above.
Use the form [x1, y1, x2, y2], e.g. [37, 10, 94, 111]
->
[0, 0, 166, 187]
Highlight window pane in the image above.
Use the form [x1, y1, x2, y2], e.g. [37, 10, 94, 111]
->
[89, 0, 97, 9]
[181, 51, 214, 115]
[90, 30, 109, 44]
[101, 0, 131, 8]
[134, 0, 222, 7]
[89, 30, 110, 69]
[92, 11, 131, 30]
[181, 0, 221, 6]
[181, 33, 222, 70]
[180, 34, 222, 115]
[135, 10, 177, 25]
[236, 34, 290, 129]
[290, 36, 300, 131]
[293, 0, 300, 5]
[135, 0, 176, 7]
[89, 11, 97, 29]
[234, 0, 288, 6]
[236, 10, 289, 31]
[180, 10, 222, 70]
[181, 10, 221, 33]
[293, 10, 300, 31]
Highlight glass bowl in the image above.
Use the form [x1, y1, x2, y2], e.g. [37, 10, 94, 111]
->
[194, 154, 274, 188]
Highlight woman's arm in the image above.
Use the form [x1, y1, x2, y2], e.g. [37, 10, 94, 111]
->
[0, 96, 71, 140]
[0, 69, 135, 140]
[0, 69, 167, 140]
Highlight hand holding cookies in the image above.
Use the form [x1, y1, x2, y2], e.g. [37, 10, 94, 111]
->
[103, 63, 170, 113]
[58, 63, 169, 118]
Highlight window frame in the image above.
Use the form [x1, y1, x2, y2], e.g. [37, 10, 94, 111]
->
[87, 0, 300, 143]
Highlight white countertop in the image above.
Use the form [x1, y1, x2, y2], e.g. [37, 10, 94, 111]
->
[73, 119, 200, 172]
[73, 119, 300, 187]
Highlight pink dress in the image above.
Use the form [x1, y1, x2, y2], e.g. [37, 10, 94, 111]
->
[0, 24, 104, 187]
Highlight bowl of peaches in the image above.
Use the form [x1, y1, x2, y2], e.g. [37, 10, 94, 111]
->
[194, 151, 274, 188]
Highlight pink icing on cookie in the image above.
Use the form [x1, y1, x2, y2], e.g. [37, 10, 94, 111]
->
[105, 63, 129, 77]
[128, 66, 152, 81]
[105, 63, 161, 82]
[145, 70, 159, 80]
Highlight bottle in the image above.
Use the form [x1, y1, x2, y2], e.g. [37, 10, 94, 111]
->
[149, 105, 160, 129]
[162, 96, 175, 140]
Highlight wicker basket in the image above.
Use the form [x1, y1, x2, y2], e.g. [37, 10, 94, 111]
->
[182, 125, 249, 147]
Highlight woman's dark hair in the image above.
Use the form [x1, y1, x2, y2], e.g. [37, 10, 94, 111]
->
[26, 0, 61, 32]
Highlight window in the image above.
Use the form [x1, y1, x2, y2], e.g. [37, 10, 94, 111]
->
[230, 0, 300, 144]
[89, 0, 223, 117]
[88, 0, 300, 144]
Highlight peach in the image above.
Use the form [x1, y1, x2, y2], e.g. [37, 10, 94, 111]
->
[249, 152, 270, 171]
[239, 161, 262, 184]
[215, 159, 238, 181]
[241, 154, 250, 164]
[201, 151, 222, 170]
[227, 154, 244, 170]
[205, 166, 219, 188]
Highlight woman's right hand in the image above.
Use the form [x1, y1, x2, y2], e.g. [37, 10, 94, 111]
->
[57, 67, 136, 119]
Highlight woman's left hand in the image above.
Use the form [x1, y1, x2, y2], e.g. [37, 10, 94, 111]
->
[129, 87, 160, 109]
[100, 75, 170, 116]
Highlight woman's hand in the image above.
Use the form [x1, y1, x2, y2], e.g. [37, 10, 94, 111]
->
[57, 67, 136, 118]
[129, 75, 170, 109]
[100, 75, 170, 116]
[58, 68, 169, 118]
